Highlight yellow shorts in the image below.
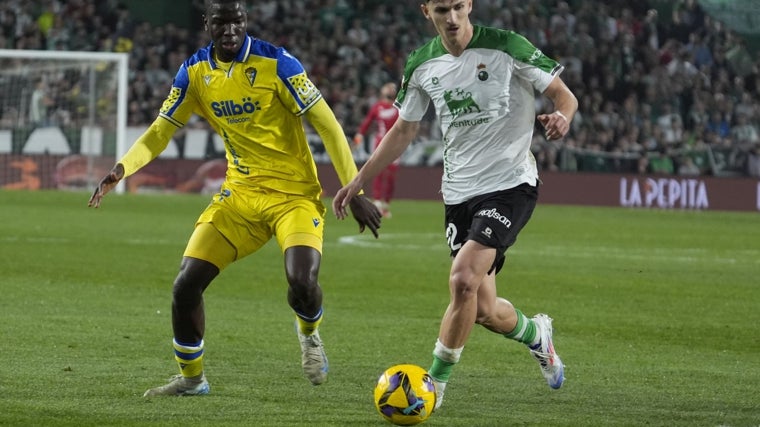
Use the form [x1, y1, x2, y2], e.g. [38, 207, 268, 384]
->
[183, 181, 326, 270]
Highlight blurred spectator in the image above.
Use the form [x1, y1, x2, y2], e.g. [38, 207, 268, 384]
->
[29, 78, 53, 127]
[677, 156, 701, 176]
[747, 146, 760, 177]
[705, 111, 731, 139]
[143, 52, 172, 90]
[35, 1, 56, 37]
[649, 148, 675, 174]
[346, 17, 369, 48]
[684, 32, 713, 69]
[731, 113, 759, 146]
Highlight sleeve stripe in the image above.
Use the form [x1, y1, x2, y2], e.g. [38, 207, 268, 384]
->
[158, 113, 184, 128]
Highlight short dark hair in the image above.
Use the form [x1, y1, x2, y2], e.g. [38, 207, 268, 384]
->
[204, 0, 245, 11]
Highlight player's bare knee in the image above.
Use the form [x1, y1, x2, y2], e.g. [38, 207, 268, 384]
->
[172, 260, 216, 303]
[449, 270, 480, 299]
[172, 275, 201, 304]
[286, 269, 318, 292]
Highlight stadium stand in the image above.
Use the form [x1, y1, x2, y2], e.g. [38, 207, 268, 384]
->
[1, 0, 758, 177]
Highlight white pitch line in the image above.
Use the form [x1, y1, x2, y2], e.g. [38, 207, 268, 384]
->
[0, 236, 177, 246]
[333, 234, 759, 265]
[124, 238, 179, 246]
[335, 233, 441, 250]
[0, 236, 69, 243]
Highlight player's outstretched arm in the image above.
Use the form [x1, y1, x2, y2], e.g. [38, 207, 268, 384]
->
[87, 117, 178, 208]
[333, 119, 419, 219]
[88, 163, 125, 208]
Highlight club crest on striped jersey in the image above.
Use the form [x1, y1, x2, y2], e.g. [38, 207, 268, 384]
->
[245, 67, 257, 86]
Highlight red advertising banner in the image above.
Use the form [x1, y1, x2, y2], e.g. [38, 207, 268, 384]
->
[2, 155, 758, 213]
[319, 166, 760, 213]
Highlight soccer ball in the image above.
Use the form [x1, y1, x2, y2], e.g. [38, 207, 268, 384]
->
[374, 364, 437, 426]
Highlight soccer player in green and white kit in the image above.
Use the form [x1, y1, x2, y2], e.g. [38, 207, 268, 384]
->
[333, 0, 578, 411]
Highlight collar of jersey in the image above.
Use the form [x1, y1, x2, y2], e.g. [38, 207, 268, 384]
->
[207, 35, 252, 70]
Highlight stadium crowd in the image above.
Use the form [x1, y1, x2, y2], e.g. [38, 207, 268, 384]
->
[1, 0, 758, 177]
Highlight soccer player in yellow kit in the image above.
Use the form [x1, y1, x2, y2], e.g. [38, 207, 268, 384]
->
[88, 0, 381, 396]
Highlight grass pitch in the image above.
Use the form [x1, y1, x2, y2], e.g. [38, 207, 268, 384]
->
[0, 189, 758, 426]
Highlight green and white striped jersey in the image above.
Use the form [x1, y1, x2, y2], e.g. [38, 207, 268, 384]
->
[396, 25, 563, 204]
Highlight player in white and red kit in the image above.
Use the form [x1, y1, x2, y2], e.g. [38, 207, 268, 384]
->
[354, 82, 399, 218]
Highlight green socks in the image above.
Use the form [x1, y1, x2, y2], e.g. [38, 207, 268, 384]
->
[428, 339, 463, 382]
[504, 309, 537, 345]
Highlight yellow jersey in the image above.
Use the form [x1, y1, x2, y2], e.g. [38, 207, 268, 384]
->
[157, 35, 327, 197]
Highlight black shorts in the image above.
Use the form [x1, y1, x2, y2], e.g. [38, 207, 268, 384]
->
[444, 183, 538, 274]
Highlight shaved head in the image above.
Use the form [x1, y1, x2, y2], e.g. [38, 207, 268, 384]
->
[204, 0, 244, 12]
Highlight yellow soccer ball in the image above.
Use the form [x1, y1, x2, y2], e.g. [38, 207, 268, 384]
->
[374, 364, 436, 426]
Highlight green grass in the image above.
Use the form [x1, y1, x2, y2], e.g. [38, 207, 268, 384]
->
[1, 190, 758, 426]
